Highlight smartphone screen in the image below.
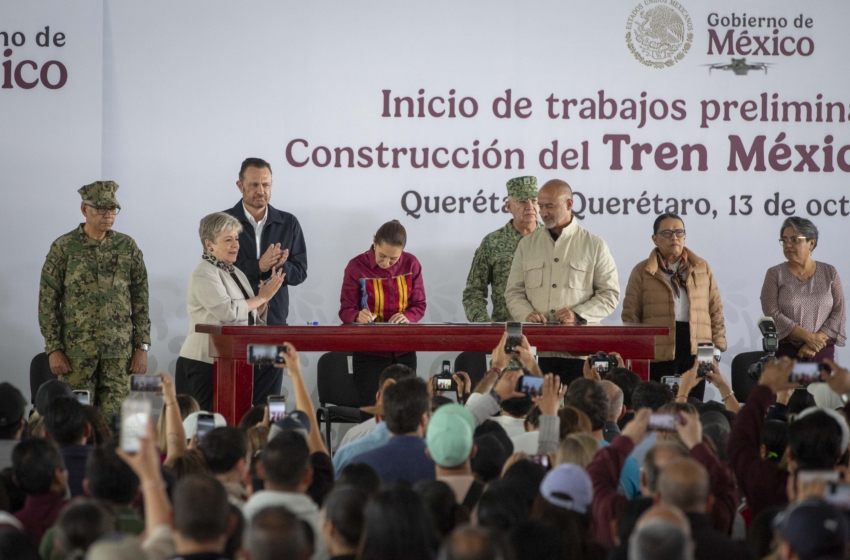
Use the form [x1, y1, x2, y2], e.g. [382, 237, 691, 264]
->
[696, 343, 714, 377]
[267, 396, 287, 422]
[660, 376, 680, 395]
[505, 322, 522, 353]
[515, 375, 544, 397]
[196, 413, 216, 440]
[529, 454, 551, 470]
[120, 398, 151, 453]
[648, 413, 679, 432]
[825, 483, 850, 509]
[73, 390, 90, 405]
[247, 344, 288, 365]
[790, 362, 821, 385]
[129, 375, 161, 392]
[797, 470, 841, 485]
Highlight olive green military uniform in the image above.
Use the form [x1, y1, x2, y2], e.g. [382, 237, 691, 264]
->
[38, 182, 150, 420]
[462, 176, 539, 323]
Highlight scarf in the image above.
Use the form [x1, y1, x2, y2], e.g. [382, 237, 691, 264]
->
[655, 248, 689, 298]
[202, 252, 235, 274]
[202, 252, 254, 325]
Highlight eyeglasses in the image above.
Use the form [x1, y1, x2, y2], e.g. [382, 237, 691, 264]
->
[657, 229, 686, 239]
[85, 204, 120, 216]
[779, 236, 808, 246]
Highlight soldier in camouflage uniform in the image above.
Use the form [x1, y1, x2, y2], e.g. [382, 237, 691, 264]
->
[462, 176, 541, 322]
[38, 181, 151, 420]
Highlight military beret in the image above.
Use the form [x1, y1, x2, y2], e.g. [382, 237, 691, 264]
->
[505, 176, 538, 201]
[78, 181, 121, 209]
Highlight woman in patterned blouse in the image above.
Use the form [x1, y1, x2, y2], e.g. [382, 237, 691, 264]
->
[761, 217, 846, 361]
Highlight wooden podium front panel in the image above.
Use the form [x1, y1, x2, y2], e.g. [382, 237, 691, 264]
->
[199, 323, 667, 424]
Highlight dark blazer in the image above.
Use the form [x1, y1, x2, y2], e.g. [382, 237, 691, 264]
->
[225, 201, 308, 325]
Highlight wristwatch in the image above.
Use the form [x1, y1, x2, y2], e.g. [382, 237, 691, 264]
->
[138, 343, 151, 352]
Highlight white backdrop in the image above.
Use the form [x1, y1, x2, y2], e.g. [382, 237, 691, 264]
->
[3, 0, 849, 419]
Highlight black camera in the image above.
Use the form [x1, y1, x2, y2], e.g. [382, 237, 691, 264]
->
[588, 351, 618, 375]
[434, 360, 458, 392]
[748, 317, 778, 380]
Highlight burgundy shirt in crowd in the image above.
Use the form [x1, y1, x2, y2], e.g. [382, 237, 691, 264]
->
[339, 247, 426, 323]
[761, 262, 846, 346]
[14, 492, 67, 547]
[587, 436, 738, 547]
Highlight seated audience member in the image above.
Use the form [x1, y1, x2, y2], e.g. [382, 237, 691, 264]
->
[224, 503, 245, 560]
[557, 406, 592, 440]
[640, 442, 687, 500]
[437, 525, 510, 560]
[629, 504, 694, 560]
[243, 431, 326, 559]
[358, 484, 437, 560]
[565, 378, 640, 498]
[602, 380, 625, 442]
[507, 406, 540, 454]
[509, 520, 569, 560]
[169, 475, 236, 560]
[246, 425, 269, 459]
[0, 383, 27, 471]
[183, 411, 228, 441]
[746, 507, 783, 560]
[607, 498, 654, 560]
[340, 364, 416, 446]
[85, 535, 148, 560]
[319, 485, 367, 560]
[170, 448, 209, 479]
[39, 442, 146, 560]
[493, 375, 535, 438]
[158, 393, 200, 450]
[475, 479, 530, 531]
[533, 464, 606, 560]
[425, 404, 481, 506]
[34, 380, 74, 418]
[198, 427, 250, 507]
[607, 368, 642, 429]
[85, 444, 144, 533]
[350, 378, 436, 484]
[332, 379, 395, 478]
[414, 480, 468, 542]
[237, 404, 268, 432]
[628, 381, 676, 464]
[0, 525, 40, 560]
[729, 357, 850, 519]
[82, 405, 112, 446]
[774, 499, 849, 560]
[44, 396, 91, 497]
[244, 505, 311, 560]
[501, 459, 547, 506]
[698, 411, 731, 464]
[12, 439, 68, 546]
[51, 499, 119, 560]
[761, 420, 788, 463]
[657, 458, 748, 560]
[588, 407, 738, 547]
[787, 388, 817, 416]
[335, 463, 380, 496]
[555, 433, 602, 468]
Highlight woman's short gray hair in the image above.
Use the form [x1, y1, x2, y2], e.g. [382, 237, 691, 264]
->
[199, 212, 242, 251]
[780, 216, 819, 250]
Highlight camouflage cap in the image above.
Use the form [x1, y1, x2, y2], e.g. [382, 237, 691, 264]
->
[506, 176, 538, 201]
[78, 181, 121, 209]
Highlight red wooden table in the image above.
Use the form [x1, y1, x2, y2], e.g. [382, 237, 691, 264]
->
[197, 323, 667, 425]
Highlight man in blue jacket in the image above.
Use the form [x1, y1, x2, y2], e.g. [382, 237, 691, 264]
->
[225, 157, 308, 402]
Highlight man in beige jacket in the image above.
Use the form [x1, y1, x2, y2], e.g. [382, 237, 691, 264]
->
[505, 179, 620, 383]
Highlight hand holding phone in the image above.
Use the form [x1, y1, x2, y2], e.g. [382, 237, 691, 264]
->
[790, 362, 829, 385]
[696, 343, 714, 378]
[648, 413, 680, 432]
[267, 396, 287, 422]
[130, 375, 161, 392]
[515, 375, 545, 398]
[247, 344, 289, 365]
[120, 397, 152, 453]
[505, 322, 522, 354]
[196, 413, 216, 440]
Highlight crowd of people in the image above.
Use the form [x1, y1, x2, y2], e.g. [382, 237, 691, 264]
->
[1, 332, 850, 560]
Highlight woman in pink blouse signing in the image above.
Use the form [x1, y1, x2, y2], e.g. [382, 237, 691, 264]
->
[339, 220, 426, 411]
[761, 217, 846, 361]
